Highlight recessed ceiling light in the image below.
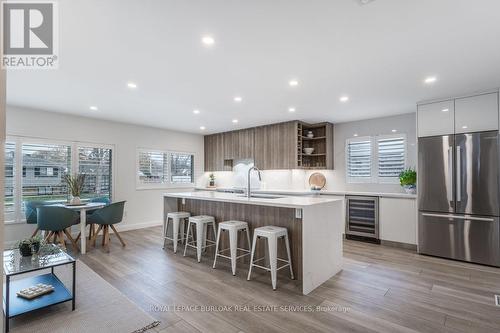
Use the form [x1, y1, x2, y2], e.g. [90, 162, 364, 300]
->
[193, 109, 200, 114]
[462, 125, 468, 129]
[89, 106, 98, 111]
[127, 82, 137, 89]
[424, 76, 437, 84]
[232, 119, 239, 124]
[442, 108, 449, 112]
[353, 133, 358, 137]
[233, 96, 242, 103]
[200, 126, 206, 130]
[288, 107, 296, 112]
[289, 79, 299, 87]
[340, 95, 349, 103]
[201, 36, 215, 46]
[392, 129, 397, 133]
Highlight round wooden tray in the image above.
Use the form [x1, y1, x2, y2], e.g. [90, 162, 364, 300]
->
[308, 172, 326, 189]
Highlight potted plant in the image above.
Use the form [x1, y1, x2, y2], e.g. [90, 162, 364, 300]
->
[31, 235, 43, 254]
[63, 173, 86, 205]
[17, 239, 33, 257]
[208, 173, 216, 187]
[399, 168, 417, 194]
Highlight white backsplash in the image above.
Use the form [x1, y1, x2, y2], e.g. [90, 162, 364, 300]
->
[197, 169, 344, 191]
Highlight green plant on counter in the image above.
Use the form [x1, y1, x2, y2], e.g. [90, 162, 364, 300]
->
[399, 168, 417, 186]
[208, 173, 215, 187]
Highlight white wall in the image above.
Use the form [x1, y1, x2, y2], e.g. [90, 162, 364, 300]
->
[334, 112, 417, 193]
[6, 106, 204, 243]
[198, 113, 417, 193]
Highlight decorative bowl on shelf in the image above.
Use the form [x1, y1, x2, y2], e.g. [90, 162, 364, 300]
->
[306, 131, 314, 138]
[303, 148, 315, 155]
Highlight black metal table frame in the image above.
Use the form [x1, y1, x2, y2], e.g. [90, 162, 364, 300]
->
[4, 260, 76, 332]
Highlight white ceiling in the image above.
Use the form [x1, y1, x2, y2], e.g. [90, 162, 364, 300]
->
[7, 0, 500, 134]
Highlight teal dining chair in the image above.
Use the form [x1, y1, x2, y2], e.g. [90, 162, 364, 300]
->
[75, 196, 112, 243]
[24, 201, 46, 237]
[89, 201, 126, 252]
[37, 206, 80, 251]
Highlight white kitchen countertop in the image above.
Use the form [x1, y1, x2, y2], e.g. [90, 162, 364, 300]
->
[194, 187, 417, 199]
[164, 191, 343, 208]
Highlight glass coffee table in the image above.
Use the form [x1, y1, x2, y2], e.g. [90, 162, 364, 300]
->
[3, 244, 76, 332]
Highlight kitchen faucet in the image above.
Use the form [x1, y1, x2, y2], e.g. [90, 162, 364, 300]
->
[247, 166, 262, 198]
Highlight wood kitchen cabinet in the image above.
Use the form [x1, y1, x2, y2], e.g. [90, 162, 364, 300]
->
[204, 120, 334, 171]
[204, 133, 227, 171]
[254, 121, 297, 169]
[223, 128, 254, 161]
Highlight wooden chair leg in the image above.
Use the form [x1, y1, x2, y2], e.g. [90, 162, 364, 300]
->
[44, 231, 53, 243]
[52, 232, 57, 243]
[58, 231, 66, 249]
[102, 226, 110, 252]
[90, 225, 103, 247]
[31, 227, 39, 238]
[110, 225, 126, 247]
[102, 226, 107, 247]
[75, 232, 81, 243]
[63, 229, 80, 252]
[88, 224, 95, 241]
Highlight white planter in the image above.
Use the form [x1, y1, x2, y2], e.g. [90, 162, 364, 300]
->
[70, 196, 81, 205]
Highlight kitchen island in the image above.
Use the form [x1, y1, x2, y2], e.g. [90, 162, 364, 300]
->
[163, 191, 344, 295]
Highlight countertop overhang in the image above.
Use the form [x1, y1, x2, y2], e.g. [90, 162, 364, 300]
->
[164, 191, 343, 208]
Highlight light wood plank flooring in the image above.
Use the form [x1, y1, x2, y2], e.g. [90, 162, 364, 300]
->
[74, 226, 500, 333]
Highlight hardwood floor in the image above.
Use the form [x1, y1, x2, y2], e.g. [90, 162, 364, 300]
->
[75, 226, 500, 333]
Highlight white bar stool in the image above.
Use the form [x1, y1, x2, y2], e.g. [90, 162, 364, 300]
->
[213, 221, 251, 275]
[163, 212, 190, 253]
[183, 215, 217, 262]
[247, 226, 294, 290]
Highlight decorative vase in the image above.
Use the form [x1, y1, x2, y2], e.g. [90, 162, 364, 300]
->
[307, 131, 314, 138]
[70, 196, 81, 205]
[402, 184, 416, 194]
[19, 244, 32, 257]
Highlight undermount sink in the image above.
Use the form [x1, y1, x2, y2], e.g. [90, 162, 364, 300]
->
[237, 194, 284, 199]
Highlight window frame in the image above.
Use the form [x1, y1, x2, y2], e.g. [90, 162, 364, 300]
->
[5, 135, 115, 224]
[346, 133, 407, 184]
[136, 148, 195, 190]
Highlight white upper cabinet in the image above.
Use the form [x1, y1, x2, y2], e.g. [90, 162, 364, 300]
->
[417, 100, 455, 137]
[455, 92, 499, 134]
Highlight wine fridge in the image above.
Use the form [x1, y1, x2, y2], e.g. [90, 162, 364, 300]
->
[345, 196, 379, 242]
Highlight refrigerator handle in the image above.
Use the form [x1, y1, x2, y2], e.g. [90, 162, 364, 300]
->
[447, 147, 453, 203]
[456, 146, 461, 202]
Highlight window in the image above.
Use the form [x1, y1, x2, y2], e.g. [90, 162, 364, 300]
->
[79, 146, 112, 200]
[137, 149, 194, 188]
[377, 135, 406, 182]
[22, 143, 71, 206]
[346, 137, 373, 183]
[4, 137, 114, 223]
[346, 134, 407, 184]
[137, 150, 169, 185]
[170, 153, 194, 184]
[4, 142, 15, 219]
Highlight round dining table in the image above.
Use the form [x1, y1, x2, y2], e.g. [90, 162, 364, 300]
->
[51, 202, 106, 254]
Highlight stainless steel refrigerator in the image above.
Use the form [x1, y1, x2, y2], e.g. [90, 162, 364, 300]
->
[418, 130, 500, 267]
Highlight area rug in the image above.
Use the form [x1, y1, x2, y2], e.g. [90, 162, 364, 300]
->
[9, 260, 160, 333]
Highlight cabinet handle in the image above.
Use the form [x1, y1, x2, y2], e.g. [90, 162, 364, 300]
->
[421, 213, 494, 222]
[456, 146, 461, 202]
